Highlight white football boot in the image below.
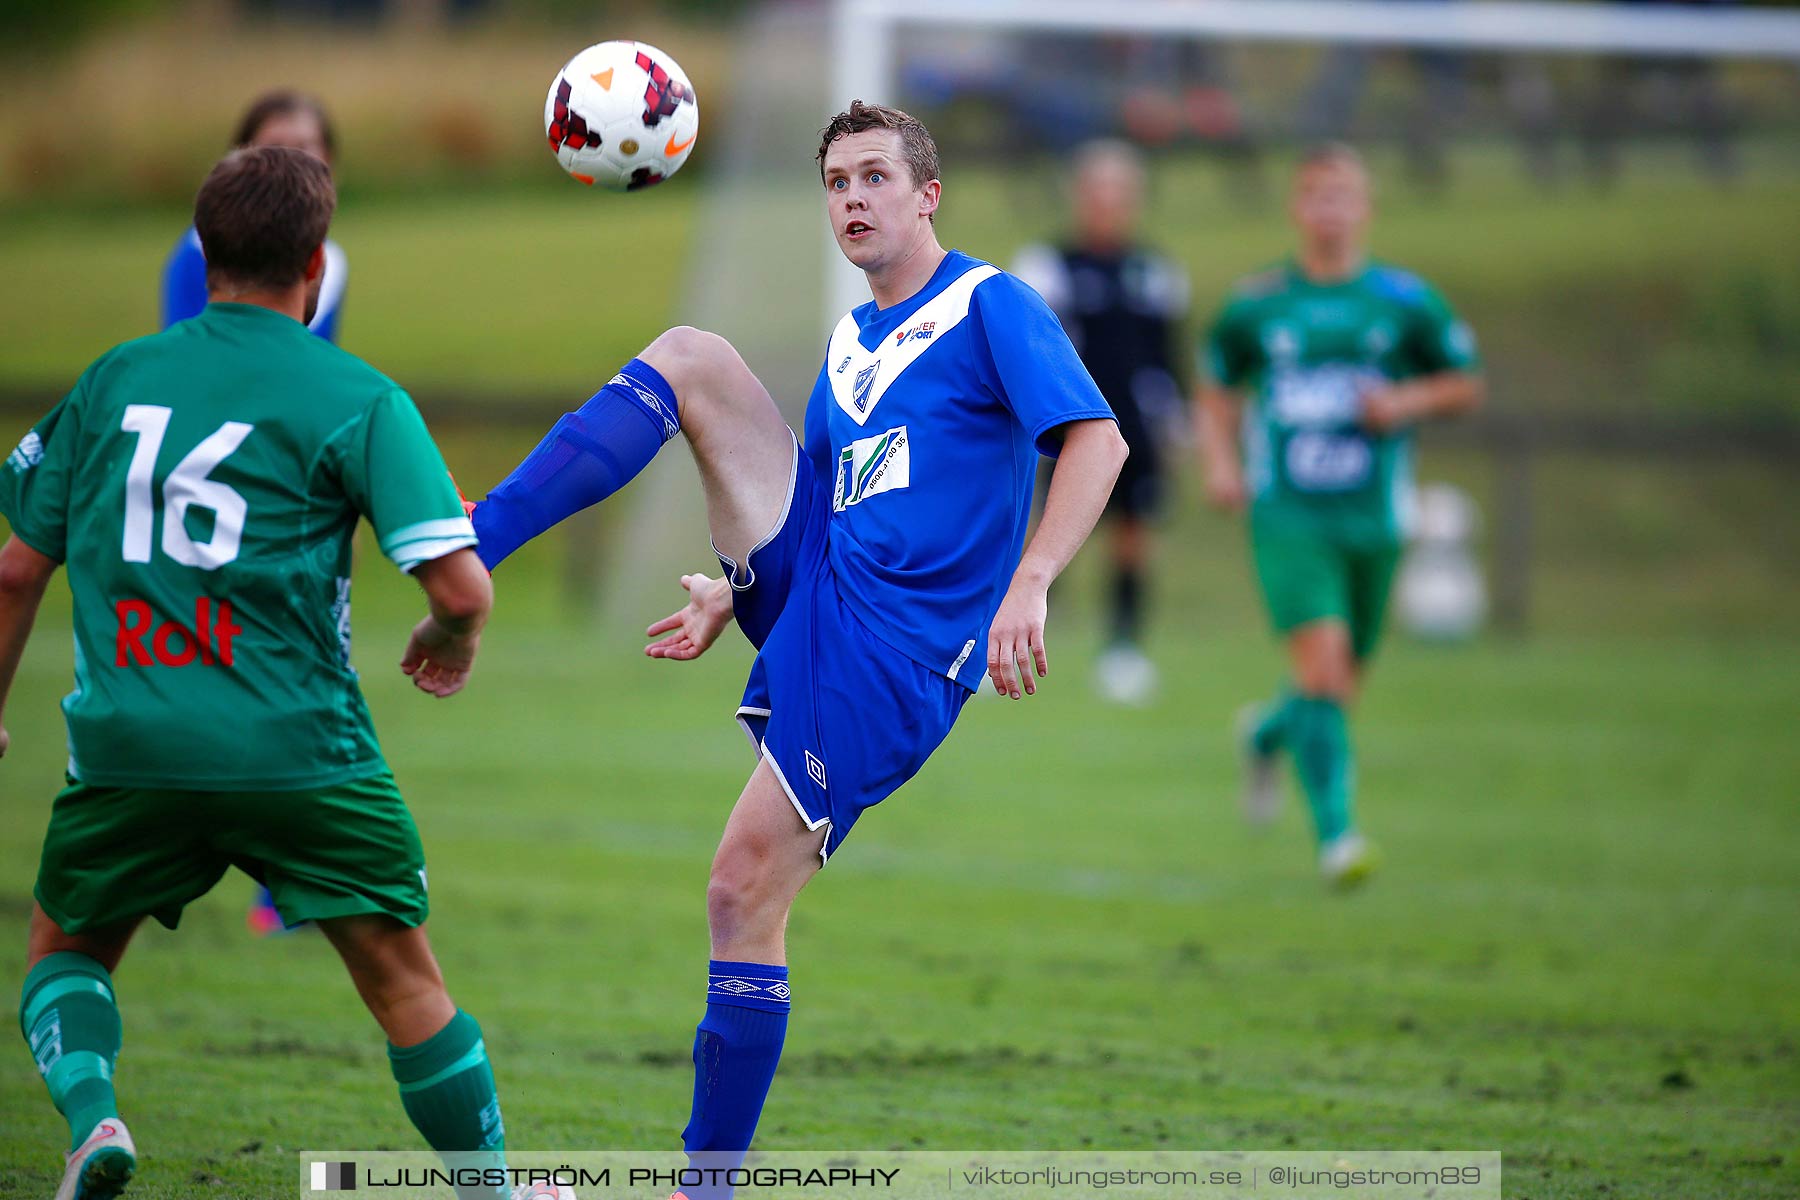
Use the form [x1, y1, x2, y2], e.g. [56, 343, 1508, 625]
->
[1319, 832, 1381, 890]
[512, 1183, 577, 1200]
[1095, 643, 1158, 707]
[55, 1118, 135, 1200]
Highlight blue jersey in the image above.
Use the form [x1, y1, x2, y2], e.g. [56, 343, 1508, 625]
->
[802, 250, 1114, 688]
[161, 226, 348, 343]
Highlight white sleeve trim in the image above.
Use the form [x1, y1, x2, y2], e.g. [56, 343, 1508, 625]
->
[394, 535, 478, 574]
[381, 516, 475, 556]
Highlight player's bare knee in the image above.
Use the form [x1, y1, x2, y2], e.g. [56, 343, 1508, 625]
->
[1297, 667, 1355, 701]
[705, 843, 786, 934]
[643, 326, 738, 415]
[705, 874, 768, 943]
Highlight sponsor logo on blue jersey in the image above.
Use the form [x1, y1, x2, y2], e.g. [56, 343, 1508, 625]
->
[893, 320, 936, 347]
[833, 425, 910, 512]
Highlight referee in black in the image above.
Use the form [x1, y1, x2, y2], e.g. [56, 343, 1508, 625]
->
[1014, 140, 1190, 705]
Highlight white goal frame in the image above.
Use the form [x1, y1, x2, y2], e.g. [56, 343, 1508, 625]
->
[825, 0, 1800, 318]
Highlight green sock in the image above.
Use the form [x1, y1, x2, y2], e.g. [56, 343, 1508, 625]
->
[389, 1010, 506, 1200]
[1251, 688, 1298, 757]
[19, 952, 123, 1153]
[1289, 695, 1355, 843]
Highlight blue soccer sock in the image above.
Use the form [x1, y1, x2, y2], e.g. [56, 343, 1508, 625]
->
[471, 358, 681, 569]
[680, 961, 790, 1200]
[389, 1010, 507, 1200]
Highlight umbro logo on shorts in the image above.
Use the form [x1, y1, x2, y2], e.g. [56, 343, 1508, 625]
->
[805, 751, 828, 791]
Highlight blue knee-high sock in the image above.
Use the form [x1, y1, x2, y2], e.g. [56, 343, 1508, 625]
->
[680, 961, 790, 1200]
[471, 358, 681, 569]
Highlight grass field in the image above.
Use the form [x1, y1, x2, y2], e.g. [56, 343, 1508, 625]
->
[1, 143, 1797, 1198]
[1, 479, 1797, 1199]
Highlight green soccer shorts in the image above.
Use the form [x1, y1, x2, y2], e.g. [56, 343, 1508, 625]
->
[34, 772, 428, 935]
[1249, 518, 1402, 661]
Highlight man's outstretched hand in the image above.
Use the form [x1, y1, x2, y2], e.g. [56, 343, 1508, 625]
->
[987, 575, 1050, 699]
[646, 572, 734, 661]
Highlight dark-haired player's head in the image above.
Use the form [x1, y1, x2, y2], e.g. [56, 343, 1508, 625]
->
[1292, 143, 1371, 258]
[194, 146, 336, 321]
[233, 90, 336, 164]
[1070, 139, 1146, 254]
[817, 100, 941, 273]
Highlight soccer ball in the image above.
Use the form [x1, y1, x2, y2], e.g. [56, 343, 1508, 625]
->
[544, 40, 699, 191]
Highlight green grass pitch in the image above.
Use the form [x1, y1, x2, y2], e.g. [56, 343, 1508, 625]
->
[0, 537, 1795, 1197]
[1, 157, 1797, 1198]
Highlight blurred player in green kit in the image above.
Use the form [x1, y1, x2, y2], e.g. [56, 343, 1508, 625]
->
[0, 148, 570, 1200]
[1197, 145, 1484, 887]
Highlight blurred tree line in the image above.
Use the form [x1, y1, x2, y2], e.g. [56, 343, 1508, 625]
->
[2, 0, 754, 42]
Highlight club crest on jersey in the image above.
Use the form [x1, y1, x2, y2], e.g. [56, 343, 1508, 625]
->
[851, 363, 880, 414]
[825, 262, 1000, 425]
[833, 425, 910, 512]
[894, 320, 936, 347]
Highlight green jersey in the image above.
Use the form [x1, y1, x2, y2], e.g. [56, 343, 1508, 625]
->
[1205, 261, 1479, 545]
[0, 302, 475, 790]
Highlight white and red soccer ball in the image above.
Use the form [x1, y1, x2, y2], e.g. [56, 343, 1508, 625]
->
[545, 40, 699, 192]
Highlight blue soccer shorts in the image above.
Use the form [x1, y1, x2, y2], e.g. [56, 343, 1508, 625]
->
[717, 432, 969, 863]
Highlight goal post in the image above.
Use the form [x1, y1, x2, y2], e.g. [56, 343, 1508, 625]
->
[825, 0, 1800, 319]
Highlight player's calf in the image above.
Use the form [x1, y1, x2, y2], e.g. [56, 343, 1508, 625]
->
[470, 356, 685, 570]
[676, 765, 821, 1197]
[322, 918, 509, 1200]
[20, 948, 127, 1160]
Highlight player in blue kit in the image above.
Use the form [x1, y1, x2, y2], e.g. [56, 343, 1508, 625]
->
[163, 92, 348, 345]
[469, 102, 1126, 1196]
